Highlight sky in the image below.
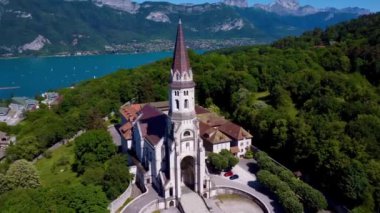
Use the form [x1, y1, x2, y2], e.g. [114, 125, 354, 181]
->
[135, 0, 380, 12]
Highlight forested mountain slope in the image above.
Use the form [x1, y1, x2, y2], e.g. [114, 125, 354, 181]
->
[0, 0, 360, 56]
[0, 12, 379, 212]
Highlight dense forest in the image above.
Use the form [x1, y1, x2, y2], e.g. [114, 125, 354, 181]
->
[0, 12, 379, 212]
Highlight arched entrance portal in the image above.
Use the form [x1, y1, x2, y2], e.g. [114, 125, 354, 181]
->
[180, 156, 195, 190]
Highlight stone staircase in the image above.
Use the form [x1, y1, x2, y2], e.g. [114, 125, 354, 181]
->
[178, 187, 209, 213]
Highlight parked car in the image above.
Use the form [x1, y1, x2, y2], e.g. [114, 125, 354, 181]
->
[229, 174, 239, 180]
[224, 171, 233, 177]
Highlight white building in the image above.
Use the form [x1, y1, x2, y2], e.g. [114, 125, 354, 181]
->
[118, 20, 253, 209]
[119, 20, 211, 209]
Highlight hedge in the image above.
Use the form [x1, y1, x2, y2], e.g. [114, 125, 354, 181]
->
[257, 170, 304, 213]
[256, 151, 328, 211]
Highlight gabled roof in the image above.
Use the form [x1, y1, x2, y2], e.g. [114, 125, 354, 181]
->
[172, 19, 190, 73]
[120, 104, 141, 122]
[218, 122, 253, 141]
[139, 104, 167, 146]
[195, 105, 210, 115]
[199, 122, 230, 144]
[119, 122, 133, 140]
[197, 112, 227, 127]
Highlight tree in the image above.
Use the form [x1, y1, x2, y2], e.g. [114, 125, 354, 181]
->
[0, 174, 10, 195]
[0, 188, 50, 213]
[6, 137, 40, 161]
[49, 184, 108, 212]
[208, 153, 228, 172]
[220, 149, 239, 168]
[6, 160, 40, 190]
[208, 150, 239, 172]
[103, 154, 133, 200]
[338, 161, 369, 204]
[81, 167, 105, 186]
[74, 130, 117, 173]
[0, 184, 108, 213]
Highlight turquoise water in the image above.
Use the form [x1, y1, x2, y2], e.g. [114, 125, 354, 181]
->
[0, 52, 174, 99]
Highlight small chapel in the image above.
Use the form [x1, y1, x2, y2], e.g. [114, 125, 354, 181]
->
[119, 19, 253, 208]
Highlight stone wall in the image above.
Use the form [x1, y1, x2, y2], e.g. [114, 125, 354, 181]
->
[210, 187, 269, 213]
[109, 184, 133, 213]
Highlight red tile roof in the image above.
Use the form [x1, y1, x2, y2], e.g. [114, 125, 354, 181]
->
[218, 122, 253, 141]
[197, 112, 227, 127]
[195, 105, 211, 115]
[199, 121, 230, 144]
[120, 104, 141, 122]
[119, 122, 133, 140]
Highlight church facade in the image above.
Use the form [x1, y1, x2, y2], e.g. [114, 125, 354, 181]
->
[118, 20, 252, 208]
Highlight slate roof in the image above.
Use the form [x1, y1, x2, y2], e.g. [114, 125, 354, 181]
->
[139, 104, 167, 146]
[172, 19, 190, 73]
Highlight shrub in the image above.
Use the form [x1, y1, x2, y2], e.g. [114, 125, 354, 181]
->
[256, 151, 284, 175]
[257, 152, 328, 211]
[245, 150, 254, 159]
[257, 170, 304, 213]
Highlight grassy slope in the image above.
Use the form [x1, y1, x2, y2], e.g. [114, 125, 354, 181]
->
[35, 143, 80, 187]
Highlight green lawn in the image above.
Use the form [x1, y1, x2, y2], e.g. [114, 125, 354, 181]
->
[35, 143, 80, 187]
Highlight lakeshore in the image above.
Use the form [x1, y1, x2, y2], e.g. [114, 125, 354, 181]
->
[0, 51, 188, 99]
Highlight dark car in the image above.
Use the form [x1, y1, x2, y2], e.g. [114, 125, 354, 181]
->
[224, 171, 233, 177]
[229, 174, 239, 180]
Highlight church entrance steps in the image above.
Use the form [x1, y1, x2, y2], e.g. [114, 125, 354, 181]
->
[179, 187, 210, 213]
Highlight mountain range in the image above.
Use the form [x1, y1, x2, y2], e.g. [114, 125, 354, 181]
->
[252, 0, 370, 16]
[0, 0, 370, 57]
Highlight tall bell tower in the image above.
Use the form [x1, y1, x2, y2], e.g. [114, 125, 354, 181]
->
[167, 19, 209, 200]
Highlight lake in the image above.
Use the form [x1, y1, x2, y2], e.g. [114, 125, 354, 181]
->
[0, 52, 176, 99]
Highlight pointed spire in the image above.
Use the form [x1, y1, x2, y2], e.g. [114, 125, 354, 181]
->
[172, 19, 190, 73]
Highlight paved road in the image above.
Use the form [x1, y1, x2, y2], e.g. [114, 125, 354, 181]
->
[123, 185, 158, 213]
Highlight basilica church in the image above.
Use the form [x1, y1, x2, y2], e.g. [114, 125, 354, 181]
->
[119, 20, 253, 208]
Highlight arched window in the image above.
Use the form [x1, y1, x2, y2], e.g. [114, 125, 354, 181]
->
[175, 100, 179, 110]
[184, 131, 191, 137]
[184, 99, 189, 108]
[184, 73, 187, 80]
[176, 73, 180, 80]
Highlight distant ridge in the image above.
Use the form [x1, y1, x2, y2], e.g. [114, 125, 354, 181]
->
[0, 0, 366, 57]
